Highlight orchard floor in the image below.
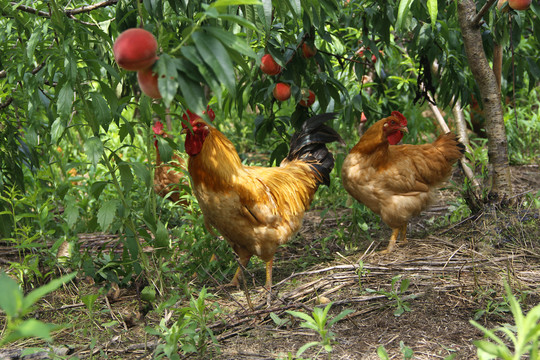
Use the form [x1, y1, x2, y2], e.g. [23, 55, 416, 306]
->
[0, 165, 539, 359]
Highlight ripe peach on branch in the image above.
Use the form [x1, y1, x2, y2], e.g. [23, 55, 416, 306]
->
[113, 28, 158, 71]
[302, 43, 317, 58]
[299, 89, 316, 107]
[137, 67, 162, 99]
[273, 83, 291, 101]
[260, 54, 282, 76]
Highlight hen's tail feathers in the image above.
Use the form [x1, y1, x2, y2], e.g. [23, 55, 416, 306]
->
[287, 113, 344, 186]
[435, 132, 466, 164]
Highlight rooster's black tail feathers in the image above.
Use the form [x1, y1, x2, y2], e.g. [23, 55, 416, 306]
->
[287, 113, 343, 186]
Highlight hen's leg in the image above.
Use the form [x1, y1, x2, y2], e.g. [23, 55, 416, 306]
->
[380, 228, 400, 254]
[264, 258, 274, 305]
[229, 255, 251, 287]
[399, 225, 408, 245]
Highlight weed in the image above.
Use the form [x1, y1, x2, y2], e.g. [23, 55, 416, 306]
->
[470, 282, 540, 360]
[366, 275, 415, 316]
[285, 303, 353, 359]
[147, 287, 221, 359]
[0, 271, 77, 347]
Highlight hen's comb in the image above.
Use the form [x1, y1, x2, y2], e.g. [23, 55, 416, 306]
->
[153, 121, 164, 135]
[391, 111, 407, 126]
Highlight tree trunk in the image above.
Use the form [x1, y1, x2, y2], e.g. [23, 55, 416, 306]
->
[457, 0, 513, 202]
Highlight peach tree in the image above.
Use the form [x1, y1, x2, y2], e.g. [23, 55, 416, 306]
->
[1, 0, 539, 282]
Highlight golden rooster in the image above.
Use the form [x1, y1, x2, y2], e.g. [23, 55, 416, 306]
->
[182, 110, 342, 300]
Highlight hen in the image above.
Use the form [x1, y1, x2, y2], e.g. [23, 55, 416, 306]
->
[152, 121, 188, 205]
[182, 111, 342, 299]
[341, 111, 464, 253]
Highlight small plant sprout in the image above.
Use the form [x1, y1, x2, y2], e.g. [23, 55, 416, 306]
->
[286, 302, 353, 359]
[470, 282, 540, 360]
[366, 275, 415, 316]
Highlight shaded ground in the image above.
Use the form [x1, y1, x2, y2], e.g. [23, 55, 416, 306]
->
[0, 165, 539, 359]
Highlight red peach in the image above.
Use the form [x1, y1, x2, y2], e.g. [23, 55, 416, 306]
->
[299, 89, 315, 107]
[113, 28, 158, 71]
[273, 83, 291, 101]
[260, 54, 281, 76]
[508, 0, 531, 10]
[137, 68, 162, 99]
[302, 43, 317, 58]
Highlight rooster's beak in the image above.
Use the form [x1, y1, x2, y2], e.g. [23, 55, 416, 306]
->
[401, 126, 409, 133]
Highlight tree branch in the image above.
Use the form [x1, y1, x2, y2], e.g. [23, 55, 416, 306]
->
[65, 0, 118, 15]
[471, 0, 498, 27]
[11, 3, 50, 17]
[9, 0, 118, 19]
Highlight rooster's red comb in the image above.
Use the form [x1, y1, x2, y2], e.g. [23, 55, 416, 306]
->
[391, 111, 407, 126]
[182, 106, 215, 127]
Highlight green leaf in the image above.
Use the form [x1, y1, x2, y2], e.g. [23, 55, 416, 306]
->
[260, 0, 273, 32]
[296, 341, 320, 357]
[89, 92, 111, 133]
[286, 310, 314, 323]
[64, 200, 79, 228]
[156, 54, 179, 108]
[1, 319, 60, 345]
[57, 83, 73, 119]
[90, 181, 109, 199]
[141, 285, 156, 302]
[26, 31, 42, 61]
[204, 26, 257, 59]
[215, 14, 259, 32]
[97, 200, 119, 230]
[154, 220, 170, 256]
[192, 31, 236, 95]
[84, 137, 104, 168]
[118, 162, 134, 193]
[210, 0, 262, 6]
[396, 0, 414, 32]
[50, 118, 66, 143]
[130, 162, 151, 187]
[427, 0, 438, 30]
[377, 345, 390, 360]
[23, 272, 77, 313]
[328, 309, 354, 327]
[0, 272, 24, 318]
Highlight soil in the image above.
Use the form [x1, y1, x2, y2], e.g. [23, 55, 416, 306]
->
[0, 165, 539, 360]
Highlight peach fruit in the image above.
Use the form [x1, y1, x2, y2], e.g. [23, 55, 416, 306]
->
[113, 28, 158, 71]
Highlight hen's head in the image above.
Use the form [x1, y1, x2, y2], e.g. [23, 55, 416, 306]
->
[383, 111, 408, 145]
[182, 106, 215, 156]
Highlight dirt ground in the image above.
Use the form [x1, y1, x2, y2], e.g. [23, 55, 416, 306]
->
[1, 165, 539, 359]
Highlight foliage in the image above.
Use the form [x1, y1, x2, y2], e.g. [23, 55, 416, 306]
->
[366, 275, 415, 317]
[0, 271, 77, 346]
[504, 88, 540, 165]
[470, 282, 540, 360]
[146, 287, 221, 359]
[0, 0, 539, 354]
[285, 303, 354, 359]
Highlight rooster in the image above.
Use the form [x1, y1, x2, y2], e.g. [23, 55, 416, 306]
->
[341, 111, 464, 253]
[182, 110, 342, 300]
[152, 121, 188, 205]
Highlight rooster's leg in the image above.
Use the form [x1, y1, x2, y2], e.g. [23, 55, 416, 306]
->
[380, 228, 400, 254]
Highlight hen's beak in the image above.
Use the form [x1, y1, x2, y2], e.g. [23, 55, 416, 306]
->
[401, 126, 409, 134]
[181, 128, 188, 134]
